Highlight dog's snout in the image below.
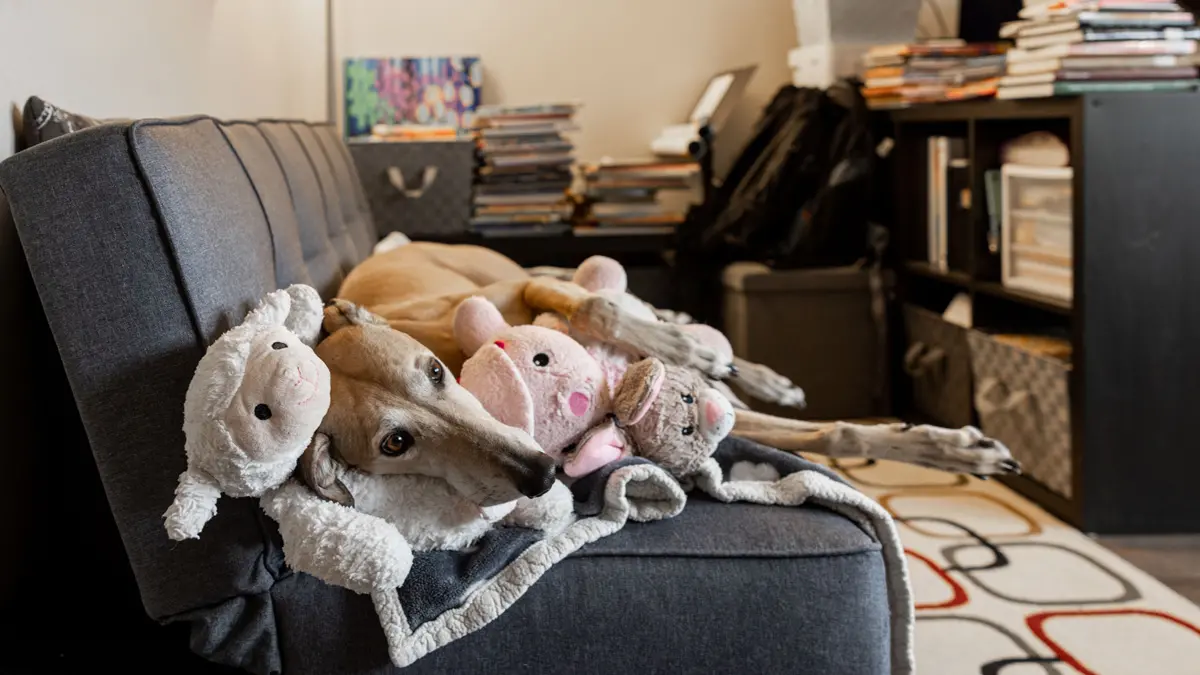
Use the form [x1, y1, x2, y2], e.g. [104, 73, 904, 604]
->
[514, 454, 557, 498]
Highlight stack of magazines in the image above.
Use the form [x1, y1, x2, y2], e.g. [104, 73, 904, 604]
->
[997, 0, 1200, 99]
[860, 40, 1010, 109]
[577, 160, 701, 236]
[471, 103, 580, 237]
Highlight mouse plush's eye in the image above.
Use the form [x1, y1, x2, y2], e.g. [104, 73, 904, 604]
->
[271, 341, 288, 350]
[381, 429, 414, 457]
[254, 404, 272, 420]
[681, 425, 695, 436]
[533, 353, 550, 367]
[427, 359, 445, 385]
[681, 393, 695, 404]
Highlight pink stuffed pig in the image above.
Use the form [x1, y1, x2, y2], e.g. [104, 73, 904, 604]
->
[454, 296, 610, 460]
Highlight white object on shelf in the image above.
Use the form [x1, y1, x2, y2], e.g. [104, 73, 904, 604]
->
[1001, 164, 1074, 302]
[788, 43, 872, 88]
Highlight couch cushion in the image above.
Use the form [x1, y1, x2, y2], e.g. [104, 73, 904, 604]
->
[312, 123, 377, 257]
[130, 118, 278, 341]
[289, 122, 363, 270]
[259, 121, 345, 297]
[265, 499, 889, 675]
[0, 123, 280, 627]
[218, 121, 314, 290]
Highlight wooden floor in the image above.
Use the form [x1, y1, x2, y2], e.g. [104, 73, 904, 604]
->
[1097, 535, 1200, 605]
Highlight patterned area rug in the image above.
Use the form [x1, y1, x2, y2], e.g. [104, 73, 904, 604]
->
[817, 458, 1200, 674]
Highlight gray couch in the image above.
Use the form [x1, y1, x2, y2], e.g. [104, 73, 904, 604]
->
[0, 117, 892, 674]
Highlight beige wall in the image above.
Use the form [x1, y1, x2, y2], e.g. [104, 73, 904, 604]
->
[333, 0, 799, 172]
[0, 0, 327, 159]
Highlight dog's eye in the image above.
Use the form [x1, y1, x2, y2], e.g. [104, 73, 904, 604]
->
[381, 429, 414, 457]
[681, 425, 694, 436]
[271, 341, 288, 350]
[427, 359, 445, 385]
[682, 393, 694, 404]
[533, 353, 550, 367]
[254, 404, 272, 420]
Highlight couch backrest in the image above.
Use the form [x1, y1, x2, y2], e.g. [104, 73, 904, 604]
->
[0, 117, 374, 632]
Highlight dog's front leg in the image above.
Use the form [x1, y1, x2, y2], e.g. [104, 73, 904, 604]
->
[522, 277, 732, 378]
[732, 410, 1019, 476]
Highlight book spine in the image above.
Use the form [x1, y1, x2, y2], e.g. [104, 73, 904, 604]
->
[937, 137, 950, 271]
[946, 138, 971, 273]
[1054, 78, 1200, 93]
[927, 137, 939, 267]
[1056, 66, 1199, 80]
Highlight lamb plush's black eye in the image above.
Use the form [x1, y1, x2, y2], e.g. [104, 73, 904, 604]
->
[381, 429, 414, 457]
[254, 404, 272, 420]
[681, 425, 695, 436]
[271, 341, 288, 350]
[533, 353, 550, 367]
[682, 393, 695, 404]
[427, 359, 445, 385]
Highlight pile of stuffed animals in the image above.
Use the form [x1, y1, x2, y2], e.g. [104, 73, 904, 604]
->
[163, 257, 740, 595]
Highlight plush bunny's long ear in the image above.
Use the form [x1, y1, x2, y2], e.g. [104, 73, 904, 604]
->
[242, 287, 293, 330]
[163, 469, 223, 541]
[573, 255, 627, 293]
[613, 358, 666, 425]
[453, 296, 511, 356]
[298, 433, 354, 507]
[283, 284, 324, 346]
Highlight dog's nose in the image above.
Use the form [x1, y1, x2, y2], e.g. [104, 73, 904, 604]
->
[515, 454, 557, 499]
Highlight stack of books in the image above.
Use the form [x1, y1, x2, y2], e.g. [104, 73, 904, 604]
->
[997, 0, 1200, 99]
[860, 40, 1011, 109]
[578, 160, 701, 236]
[471, 103, 580, 237]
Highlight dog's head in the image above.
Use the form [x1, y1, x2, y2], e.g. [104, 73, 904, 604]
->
[301, 300, 557, 508]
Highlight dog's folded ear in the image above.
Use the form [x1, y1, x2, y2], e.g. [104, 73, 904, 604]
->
[298, 432, 354, 507]
[323, 298, 388, 335]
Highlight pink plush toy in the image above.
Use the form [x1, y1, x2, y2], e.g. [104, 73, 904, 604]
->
[454, 296, 610, 461]
[534, 255, 736, 398]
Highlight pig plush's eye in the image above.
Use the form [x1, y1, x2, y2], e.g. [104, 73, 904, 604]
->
[533, 353, 550, 367]
[681, 425, 695, 436]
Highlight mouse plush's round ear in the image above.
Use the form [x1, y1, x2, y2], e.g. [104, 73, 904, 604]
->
[614, 358, 666, 425]
[454, 296, 511, 356]
[574, 255, 627, 293]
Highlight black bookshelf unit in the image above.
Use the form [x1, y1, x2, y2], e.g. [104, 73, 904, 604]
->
[888, 93, 1200, 534]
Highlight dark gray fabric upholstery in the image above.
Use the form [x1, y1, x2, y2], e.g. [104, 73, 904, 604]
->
[0, 116, 894, 675]
[218, 122, 315, 289]
[258, 121, 345, 297]
[289, 122, 362, 270]
[312, 123, 377, 256]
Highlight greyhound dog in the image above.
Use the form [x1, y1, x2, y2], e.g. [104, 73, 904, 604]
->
[320, 242, 1016, 479]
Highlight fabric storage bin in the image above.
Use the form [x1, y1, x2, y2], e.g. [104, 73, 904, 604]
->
[966, 331, 1073, 498]
[902, 304, 974, 428]
[349, 138, 475, 238]
[723, 263, 892, 420]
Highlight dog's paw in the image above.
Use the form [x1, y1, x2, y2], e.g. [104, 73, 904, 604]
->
[731, 359, 806, 409]
[899, 424, 1020, 476]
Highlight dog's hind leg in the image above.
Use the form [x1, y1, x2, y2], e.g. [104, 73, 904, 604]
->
[732, 410, 1020, 476]
[522, 276, 733, 379]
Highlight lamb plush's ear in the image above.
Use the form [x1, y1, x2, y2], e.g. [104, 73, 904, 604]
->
[614, 358, 666, 425]
[574, 255, 627, 293]
[283, 284, 325, 346]
[323, 299, 387, 335]
[298, 433, 354, 507]
[454, 296, 510, 356]
[242, 287, 292, 330]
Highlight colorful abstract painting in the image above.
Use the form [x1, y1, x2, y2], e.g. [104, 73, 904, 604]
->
[344, 56, 482, 137]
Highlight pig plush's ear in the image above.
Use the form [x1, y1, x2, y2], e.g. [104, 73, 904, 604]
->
[574, 255, 627, 293]
[614, 358, 666, 425]
[454, 296, 510, 356]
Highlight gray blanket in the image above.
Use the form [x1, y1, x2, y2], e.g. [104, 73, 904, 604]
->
[371, 438, 914, 674]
